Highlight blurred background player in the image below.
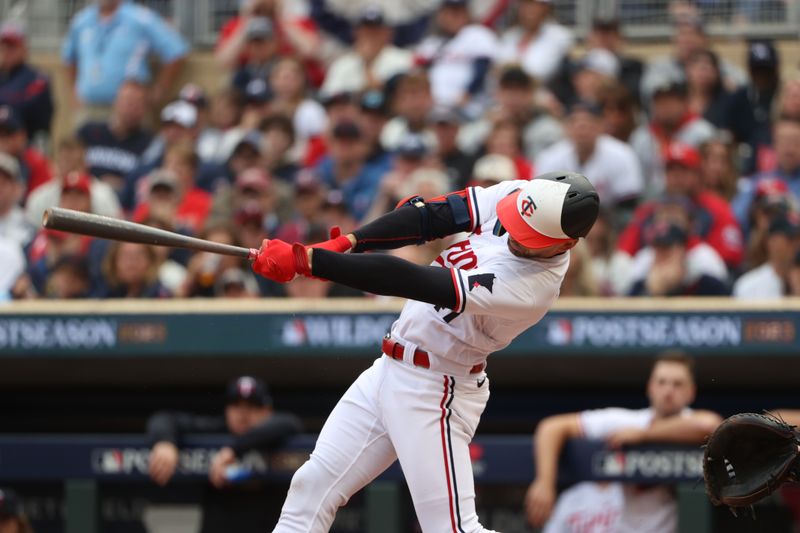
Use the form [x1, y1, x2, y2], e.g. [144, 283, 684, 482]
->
[0, 488, 32, 533]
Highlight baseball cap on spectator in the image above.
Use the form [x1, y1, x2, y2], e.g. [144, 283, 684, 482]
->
[768, 214, 800, 237]
[568, 100, 603, 117]
[440, 0, 468, 8]
[61, 171, 91, 195]
[429, 105, 462, 125]
[652, 78, 688, 98]
[473, 154, 517, 183]
[0, 21, 25, 45]
[245, 78, 272, 105]
[649, 221, 689, 247]
[321, 91, 355, 108]
[396, 133, 430, 160]
[232, 130, 263, 155]
[0, 104, 22, 132]
[226, 376, 272, 406]
[0, 487, 22, 520]
[755, 178, 789, 200]
[161, 100, 198, 128]
[235, 201, 265, 226]
[360, 90, 386, 114]
[235, 168, 271, 192]
[748, 40, 778, 70]
[178, 83, 208, 109]
[216, 268, 251, 296]
[357, 5, 385, 26]
[246, 17, 274, 40]
[575, 49, 620, 78]
[148, 169, 179, 192]
[0, 152, 19, 181]
[332, 120, 363, 140]
[664, 142, 701, 169]
[295, 170, 323, 195]
[498, 65, 534, 89]
[323, 189, 347, 211]
[592, 16, 620, 32]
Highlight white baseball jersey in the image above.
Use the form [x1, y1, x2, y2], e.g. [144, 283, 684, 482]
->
[535, 135, 643, 206]
[543, 482, 624, 533]
[579, 407, 692, 533]
[391, 180, 570, 376]
[416, 24, 499, 106]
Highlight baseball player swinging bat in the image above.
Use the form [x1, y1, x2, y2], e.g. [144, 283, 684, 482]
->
[42, 207, 258, 260]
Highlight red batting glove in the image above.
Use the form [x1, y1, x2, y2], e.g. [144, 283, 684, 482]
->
[310, 226, 352, 253]
[251, 239, 304, 283]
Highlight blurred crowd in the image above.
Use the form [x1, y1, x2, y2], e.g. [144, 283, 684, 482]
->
[1, 0, 800, 301]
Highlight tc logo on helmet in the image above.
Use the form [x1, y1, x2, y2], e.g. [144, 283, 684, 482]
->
[519, 195, 537, 217]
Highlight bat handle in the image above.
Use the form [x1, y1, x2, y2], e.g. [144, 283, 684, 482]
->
[248, 248, 259, 262]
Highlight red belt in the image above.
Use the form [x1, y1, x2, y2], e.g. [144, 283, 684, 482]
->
[382, 336, 484, 374]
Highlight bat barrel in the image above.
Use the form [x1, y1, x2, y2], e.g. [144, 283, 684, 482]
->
[43, 207, 257, 260]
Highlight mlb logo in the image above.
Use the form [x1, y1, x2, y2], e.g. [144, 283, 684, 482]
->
[282, 319, 307, 346]
[546, 319, 572, 346]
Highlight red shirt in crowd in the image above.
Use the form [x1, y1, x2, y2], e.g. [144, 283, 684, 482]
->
[22, 146, 53, 196]
[617, 191, 744, 270]
[132, 188, 212, 236]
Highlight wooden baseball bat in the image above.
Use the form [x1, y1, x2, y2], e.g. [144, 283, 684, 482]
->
[42, 207, 258, 260]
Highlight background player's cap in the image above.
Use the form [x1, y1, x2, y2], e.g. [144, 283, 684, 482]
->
[496, 171, 599, 249]
[226, 376, 272, 406]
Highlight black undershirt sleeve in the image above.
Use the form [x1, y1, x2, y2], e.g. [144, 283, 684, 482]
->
[311, 249, 457, 309]
[351, 194, 472, 253]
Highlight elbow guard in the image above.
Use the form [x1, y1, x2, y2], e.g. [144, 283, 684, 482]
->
[397, 195, 430, 244]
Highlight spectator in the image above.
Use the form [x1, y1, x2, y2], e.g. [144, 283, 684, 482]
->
[459, 65, 564, 163]
[133, 143, 212, 235]
[684, 49, 747, 142]
[0, 105, 52, 197]
[318, 120, 385, 221]
[584, 209, 617, 296]
[541, 482, 623, 533]
[640, 16, 746, 103]
[415, 0, 497, 110]
[734, 215, 800, 299]
[0, 21, 53, 141]
[215, 0, 323, 87]
[597, 82, 639, 143]
[699, 133, 739, 201]
[536, 101, 643, 225]
[629, 80, 715, 196]
[260, 113, 299, 183]
[240, 78, 274, 131]
[0, 487, 33, 533]
[77, 80, 153, 194]
[215, 267, 260, 298]
[586, 16, 644, 105]
[179, 225, 245, 297]
[357, 90, 393, 169]
[321, 6, 413, 98]
[25, 137, 122, 227]
[525, 352, 722, 531]
[429, 106, 473, 189]
[483, 118, 533, 180]
[628, 220, 730, 296]
[269, 57, 326, 160]
[744, 178, 796, 269]
[45, 255, 91, 299]
[618, 142, 744, 272]
[560, 241, 599, 297]
[564, 49, 620, 109]
[498, 0, 573, 84]
[101, 241, 170, 298]
[729, 40, 779, 174]
[146, 375, 302, 532]
[196, 88, 246, 164]
[732, 116, 800, 234]
[209, 168, 280, 235]
[0, 153, 32, 248]
[469, 153, 517, 188]
[380, 70, 436, 151]
[274, 171, 328, 243]
[62, 0, 188, 122]
[232, 17, 280, 96]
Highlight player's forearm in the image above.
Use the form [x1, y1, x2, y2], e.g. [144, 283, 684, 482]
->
[311, 248, 457, 308]
[351, 194, 472, 253]
[641, 412, 722, 444]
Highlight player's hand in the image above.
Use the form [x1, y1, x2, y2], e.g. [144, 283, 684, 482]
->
[524, 479, 556, 527]
[149, 441, 179, 486]
[606, 427, 646, 449]
[251, 239, 311, 282]
[209, 446, 236, 488]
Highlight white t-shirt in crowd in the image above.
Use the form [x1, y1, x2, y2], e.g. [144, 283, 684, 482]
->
[416, 24, 498, 106]
[321, 46, 413, 98]
[535, 135, 643, 205]
[733, 263, 784, 299]
[543, 481, 624, 533]
[498, 23, 574, 83]
[579, 407, 691, 533]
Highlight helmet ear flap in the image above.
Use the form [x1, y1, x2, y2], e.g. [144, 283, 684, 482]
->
[493, 219, 507, 237]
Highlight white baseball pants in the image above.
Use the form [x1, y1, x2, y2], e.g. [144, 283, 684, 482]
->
[272, 355, 498, 533]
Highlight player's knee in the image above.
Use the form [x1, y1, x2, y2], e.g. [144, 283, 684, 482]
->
[287, 458, 346, 509]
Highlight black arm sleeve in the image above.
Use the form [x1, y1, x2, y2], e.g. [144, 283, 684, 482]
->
[230, 413, 304, 456]
[352, 193, 472, 253]
[312, 249, 457, 309]
[146, 411, 228, 447]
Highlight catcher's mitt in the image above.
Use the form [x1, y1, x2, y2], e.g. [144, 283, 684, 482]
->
[703, 412, 800, 509]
